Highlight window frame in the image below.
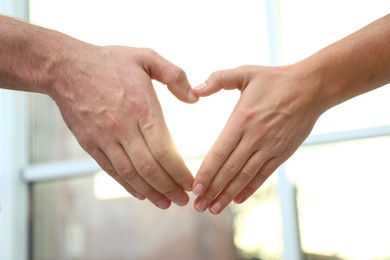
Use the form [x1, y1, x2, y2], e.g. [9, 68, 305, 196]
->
[0, 91, 29, 260]
[0, 2, 29, 260]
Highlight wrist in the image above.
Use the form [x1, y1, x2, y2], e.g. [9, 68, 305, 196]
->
[28, 27, 91, 100]
[293, 51, 346, 115]
[40, 34, 98, 103]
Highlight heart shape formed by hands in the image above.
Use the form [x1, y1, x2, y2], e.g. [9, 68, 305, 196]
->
[3, 13, 390, 216]
[57, 46, 319, 215]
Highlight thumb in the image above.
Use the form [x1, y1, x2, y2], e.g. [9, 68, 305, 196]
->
[193, 68, 246, 97]
[144, 50, 198, 104]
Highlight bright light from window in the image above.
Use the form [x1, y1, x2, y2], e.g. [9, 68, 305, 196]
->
[93, 170, 129, 200]
[29, 0, 269, 160]
[233, 175, 282, 259]
[287, 137, 390, 259]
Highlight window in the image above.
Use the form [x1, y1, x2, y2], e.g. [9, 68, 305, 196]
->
[286, 136, 390, 259]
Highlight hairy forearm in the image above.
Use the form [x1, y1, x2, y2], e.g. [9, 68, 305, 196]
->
[0, 15, 92, 96]
[299, 14, 390, 112]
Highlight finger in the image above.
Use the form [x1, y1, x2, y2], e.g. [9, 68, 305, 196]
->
[207, 151, 268, 215]
[233, 157, 281, 204]
[192, 121, 242, 198]
[139, 114, 194, 193]
[193, 140, 255, 212]
[87, 147, 146, 200]
[144, 49, 198, 103]
[193, 68, 246, 97]
[122, 134, 190, 207]
[104, 143, 172, 209]
[109, 171, 146, 201]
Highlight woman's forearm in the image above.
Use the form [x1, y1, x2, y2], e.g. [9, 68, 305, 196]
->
[298, 14, 390, 112]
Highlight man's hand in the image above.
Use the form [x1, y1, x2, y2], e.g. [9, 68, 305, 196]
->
[192, 65, 322, 214]
[0, 16, 198, 209]
[50, 45, 198, 209]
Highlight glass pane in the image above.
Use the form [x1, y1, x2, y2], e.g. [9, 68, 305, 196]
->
[285, 136, 390, 259]
[28, 0, 270, 162]
[31, 159, 283, 260]
[279, 0, 390, 134]
[233, 173, 283, 260]
[28, 93, 90, 163]
[32, 175, 239, 260]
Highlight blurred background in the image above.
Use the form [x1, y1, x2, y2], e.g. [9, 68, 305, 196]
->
[1, 0, 390, 259]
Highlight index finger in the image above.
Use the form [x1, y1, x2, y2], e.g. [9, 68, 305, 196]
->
[139, 108, 194, 191]
[192, 119, 242, 196]
[142, 49, 198, 104]
[193, 68, 247, 97]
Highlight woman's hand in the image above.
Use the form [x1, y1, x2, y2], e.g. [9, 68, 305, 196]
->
[192, 65, 322, 214]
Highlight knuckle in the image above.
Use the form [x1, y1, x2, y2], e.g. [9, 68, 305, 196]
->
[213, 144, 228, 162]
[145, 47, 157, 55]
[221, 161, 238, 178]
[76, 134, 93, 150]
[137, 108, 152, 127]
[196, 168, 213, 181]
[237, 65, 252, 72]
[260, 158, 279, 178]
[139, 161, 159, 179]
[259, 168, 271, 178]
[209, 71, 222, 82]
[133, 47, 157, 67]
[119, 168, 138, 181]
[170, 66, 186, 84]
[139, 47, 157, 59]
[208, 70, 229, 89]
[151, 144, 170, 162]
[106, 115, 123, 132]
[80, 140, 97, 153]
[101, 164, 117, 176]
[237, 167, 255, 183]
[242, 185, 256, 198]
[203, 189, 218, 202]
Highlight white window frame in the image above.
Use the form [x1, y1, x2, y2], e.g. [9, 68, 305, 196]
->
[0, 91, 29, 260]
[0, 2, 29, 260]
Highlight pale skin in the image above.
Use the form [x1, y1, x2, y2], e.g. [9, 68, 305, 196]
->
[192, 14, 390, 214]
[0, 15, 199, 209]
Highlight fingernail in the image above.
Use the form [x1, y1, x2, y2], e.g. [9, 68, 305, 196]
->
[194, 82, 207, 91]
[195, 199, 208, 212]
[193, 183, 204, 196]
[210, 202, 222, 215]
[174, 197, 188, 207]
[157, 199, 170, 209]
[188, 90, 198, 101]
[183, 183, 193, 192]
